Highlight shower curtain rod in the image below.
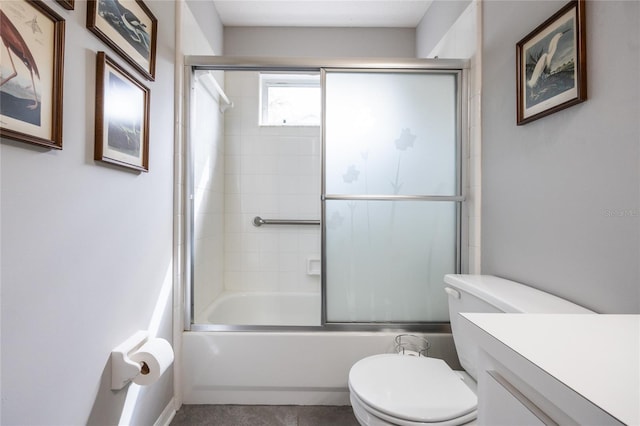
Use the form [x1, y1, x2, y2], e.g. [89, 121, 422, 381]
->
[200, 71, 234, 112]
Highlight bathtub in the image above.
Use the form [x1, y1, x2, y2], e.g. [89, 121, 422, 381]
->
[202, 291, 321, 326]
[182, 329, 460, 405]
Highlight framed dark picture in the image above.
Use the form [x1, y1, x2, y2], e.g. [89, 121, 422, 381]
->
[95, 52, 150, 172]
[56, 0, 74, 10]
[0, 0, 65, 149]
[87, 0, 157, 81]
[516, 0, 586, 125]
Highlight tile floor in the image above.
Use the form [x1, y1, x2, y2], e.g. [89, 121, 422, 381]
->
[171, 404, 359, 426]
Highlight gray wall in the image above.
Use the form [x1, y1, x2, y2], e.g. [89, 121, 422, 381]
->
[224, 26, 416, 57]
[482, 1, 640, 313]
[1, 1, 176, 424]
[185, 0, 224, 55]
[416, 0, 472, 57]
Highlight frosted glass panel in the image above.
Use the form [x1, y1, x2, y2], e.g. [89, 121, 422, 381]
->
[325, 200, 456, 322]
[325, 72, 457, 196]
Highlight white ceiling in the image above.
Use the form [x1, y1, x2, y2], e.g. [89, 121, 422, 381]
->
[212, 1, 434, 28]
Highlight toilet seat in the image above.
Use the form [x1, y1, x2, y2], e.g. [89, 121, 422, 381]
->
[349, 354, 477, 425]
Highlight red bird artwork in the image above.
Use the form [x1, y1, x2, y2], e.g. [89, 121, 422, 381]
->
[0, 9, 40, 109]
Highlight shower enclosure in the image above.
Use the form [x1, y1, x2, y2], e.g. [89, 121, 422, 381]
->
[184, 57, 467, 331]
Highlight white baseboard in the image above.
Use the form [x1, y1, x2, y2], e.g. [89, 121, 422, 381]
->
[184, 389, 351, 406]
[153, 397, 177, 426]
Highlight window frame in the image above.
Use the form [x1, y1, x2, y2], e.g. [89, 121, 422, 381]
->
[259, 72, 321, 126]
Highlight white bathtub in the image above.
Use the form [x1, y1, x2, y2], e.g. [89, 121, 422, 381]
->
[203, 291, 321, 326]
[181, 330, 460, 405]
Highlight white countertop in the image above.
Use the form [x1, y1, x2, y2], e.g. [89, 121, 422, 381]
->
[461, 313, 640, 426]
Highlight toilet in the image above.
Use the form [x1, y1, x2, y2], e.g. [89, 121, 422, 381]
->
[348, 274, 594, 426]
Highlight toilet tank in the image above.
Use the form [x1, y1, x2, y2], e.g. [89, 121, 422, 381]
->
[443, 274, 594, 380]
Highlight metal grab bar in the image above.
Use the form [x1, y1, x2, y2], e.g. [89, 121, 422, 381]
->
[253, 216, 320, 227]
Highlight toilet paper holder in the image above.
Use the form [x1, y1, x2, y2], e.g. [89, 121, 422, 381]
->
[111, 330, 149, 390]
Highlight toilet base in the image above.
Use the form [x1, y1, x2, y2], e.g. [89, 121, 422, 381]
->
[350, 391, 477, 426]
[351, 392, 394, 426]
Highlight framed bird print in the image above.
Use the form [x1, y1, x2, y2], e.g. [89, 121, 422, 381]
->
[516, 0, 586, 125]
[95, 52, 150, 172]
[87, 0, 157, 81]
[56, 0, 74, 11]
[0, 0, 65, 149]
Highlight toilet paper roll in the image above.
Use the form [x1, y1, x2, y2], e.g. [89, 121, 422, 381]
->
[130, 338, 174, 386]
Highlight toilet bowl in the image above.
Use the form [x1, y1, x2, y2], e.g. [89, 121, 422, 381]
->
[349, 354, 477, 426]
[348, 274, 595, 426]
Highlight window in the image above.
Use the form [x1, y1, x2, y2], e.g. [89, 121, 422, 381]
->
[260, 73, 320, 126]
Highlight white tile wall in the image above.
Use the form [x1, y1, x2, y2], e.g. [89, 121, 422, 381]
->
[427, 0, 482, 274]
[223, 71, 322, 294]
[468, 1, 482, 274]
[192, 71, 226, 321]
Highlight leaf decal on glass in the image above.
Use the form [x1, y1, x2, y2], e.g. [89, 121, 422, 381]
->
[394, 128, 416, 151]
[342, 164, 360, 183]
[390, 181, 403, 194]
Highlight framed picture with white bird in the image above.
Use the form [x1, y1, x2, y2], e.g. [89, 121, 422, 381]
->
[0, 0, 65, 149]
[516, 0, 586, 125]
[87, 0, 157, 81]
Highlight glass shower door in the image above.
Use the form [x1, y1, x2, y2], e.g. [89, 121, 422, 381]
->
[323, 70, 462, 323]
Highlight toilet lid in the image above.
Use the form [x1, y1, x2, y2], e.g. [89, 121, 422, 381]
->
[349, 354, 477, 423]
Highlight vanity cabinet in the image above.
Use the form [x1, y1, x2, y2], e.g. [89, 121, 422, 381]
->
[461, 314, 639, 426]
[480, 370, 552, 425]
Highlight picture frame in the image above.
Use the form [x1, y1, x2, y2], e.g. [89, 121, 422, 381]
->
[516, 0, 586, 125]
[0, 0, 65, 149]
[56, 0, 74, 11]
[95, 51, 150, 172]
[87, 0, 157, 81]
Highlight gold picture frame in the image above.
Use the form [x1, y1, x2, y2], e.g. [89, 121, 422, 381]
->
[0, 0, 65, 149]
